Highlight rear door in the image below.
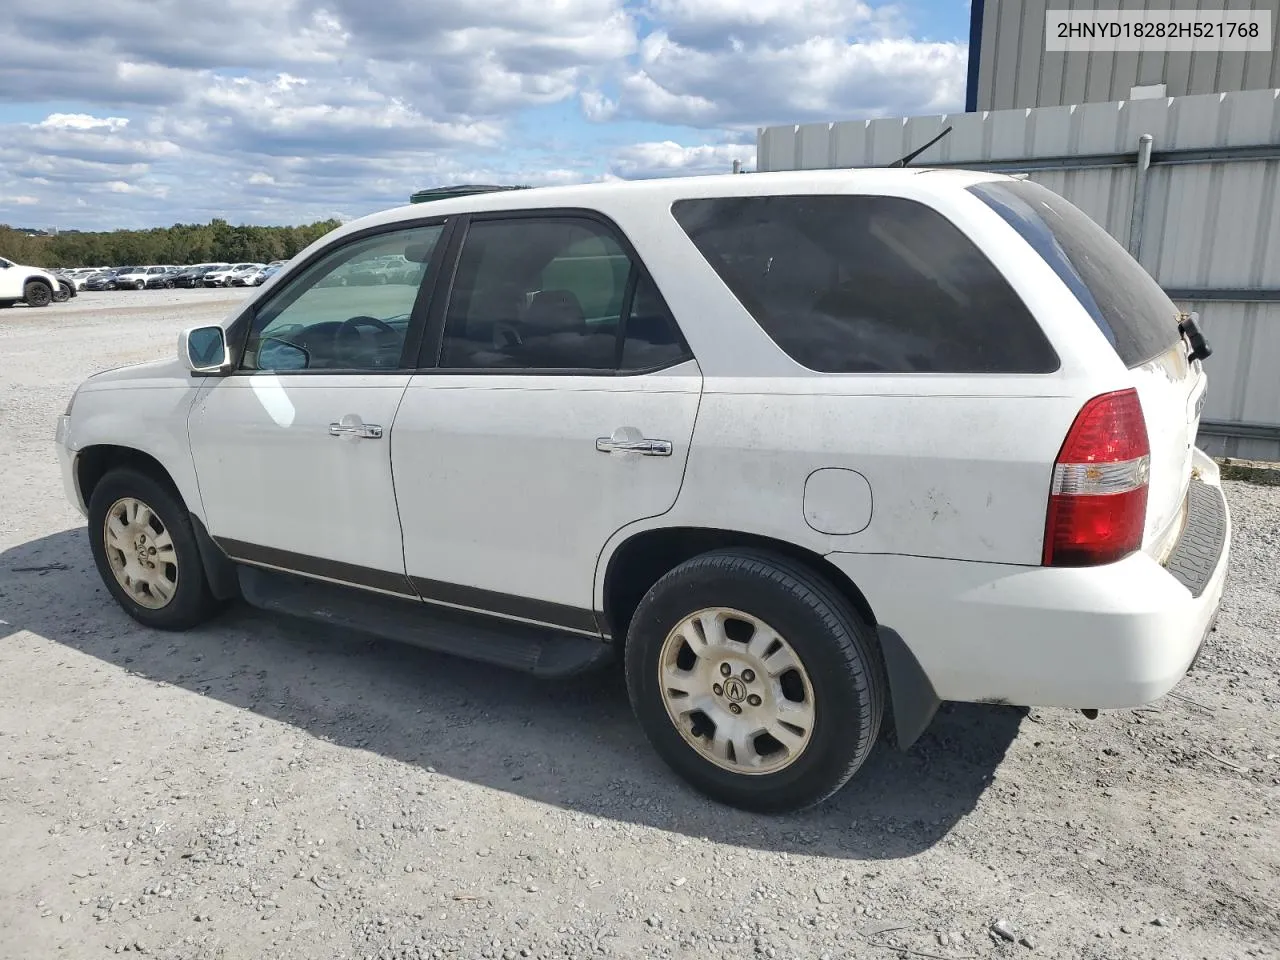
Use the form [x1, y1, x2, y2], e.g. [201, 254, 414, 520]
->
[969, 180, 1203, 554]
[391, 212, 701, 634]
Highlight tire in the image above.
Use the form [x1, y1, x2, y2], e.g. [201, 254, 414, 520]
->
[624, 549, 886, 813]
[23, 280, 53, 307]
[164, 280, 174, 289]
[87, 468, 221, 631]
[52, 286, 69, 303]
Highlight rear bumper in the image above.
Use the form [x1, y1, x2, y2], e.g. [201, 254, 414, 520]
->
[827, 451, 1230, 710]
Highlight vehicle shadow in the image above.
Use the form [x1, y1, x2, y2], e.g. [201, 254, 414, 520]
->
[1, 529, 1023, 860]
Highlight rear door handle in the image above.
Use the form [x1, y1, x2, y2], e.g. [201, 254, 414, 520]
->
[595, 432, 672, 457]
[329, 417, 383, 440]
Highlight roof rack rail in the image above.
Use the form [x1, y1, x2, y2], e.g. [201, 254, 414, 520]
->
[409, 184, 529, 204]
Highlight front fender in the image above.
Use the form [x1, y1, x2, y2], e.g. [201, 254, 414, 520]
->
[64, 382, 207, 522]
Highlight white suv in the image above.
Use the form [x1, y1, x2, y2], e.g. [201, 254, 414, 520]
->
[0, 255, 59, 307]
[204, 263, 263, 287]
[115, 265, 175, 290]
[55, 170, 1230, 812]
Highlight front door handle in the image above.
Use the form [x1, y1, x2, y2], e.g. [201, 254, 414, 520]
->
[329, 416, 383, 440]
[596, 427, 672, 457]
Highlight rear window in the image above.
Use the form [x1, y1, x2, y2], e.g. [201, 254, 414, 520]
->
[671, 195, 1058, 374]
[968, 179, 1181, 368]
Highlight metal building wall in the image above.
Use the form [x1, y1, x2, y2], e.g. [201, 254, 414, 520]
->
[755, 88, 1280, 460]
[971, 0, 1280, 112]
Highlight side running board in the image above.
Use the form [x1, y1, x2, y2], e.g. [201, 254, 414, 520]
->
[237, 566, 614, 679]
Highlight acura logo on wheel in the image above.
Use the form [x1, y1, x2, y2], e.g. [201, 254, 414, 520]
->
[722, 677, 747, 703]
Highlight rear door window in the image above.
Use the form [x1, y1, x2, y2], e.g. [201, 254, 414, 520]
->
[671, 195, 1058, 374]
[437, 216, 692, 373]
[968, 179, 1181, 368]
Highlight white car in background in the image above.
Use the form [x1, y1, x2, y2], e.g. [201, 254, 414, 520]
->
[54, 170, 1229, 813]
[115, 265, 176, 290]
[0, 255, 59, 308]
[204, 263, 263, 287]
[55, 268, 92, 290]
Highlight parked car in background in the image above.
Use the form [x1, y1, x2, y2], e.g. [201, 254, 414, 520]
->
[204, 263, 260, 287]
[167, 267, 200, 288]
[57, 269, 94, 291]
[52, 276, 78, 302]
[114, 266, 167, 290]
[229, 264, 268, 287]
[84, 271, 121, 291]
[0, 254, 59, 308]
[246, 261, 286, 286]
[144, 267, 186, 289]
[345, 255, 401, 285]
[169, 264, 217, 288]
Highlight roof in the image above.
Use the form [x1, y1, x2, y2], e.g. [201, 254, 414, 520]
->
[385, 167, 1009, 225]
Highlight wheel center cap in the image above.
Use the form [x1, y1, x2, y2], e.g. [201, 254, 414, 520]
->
[722, 677, 747, 703]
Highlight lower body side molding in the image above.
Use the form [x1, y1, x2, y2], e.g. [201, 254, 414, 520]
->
[237, 566, 614, 679]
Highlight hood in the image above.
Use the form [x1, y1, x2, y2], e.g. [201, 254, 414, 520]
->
[84, 356, 191, 386]
[10, 262, 57, 282]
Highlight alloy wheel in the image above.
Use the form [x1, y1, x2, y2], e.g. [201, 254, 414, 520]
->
[658, 607, 815, 775]
[103, 497, 179, 609]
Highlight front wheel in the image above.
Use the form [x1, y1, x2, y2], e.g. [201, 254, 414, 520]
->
[24, 281, 53, 307]
[87, 469, 221, 630]
[625, 549, 886, 813]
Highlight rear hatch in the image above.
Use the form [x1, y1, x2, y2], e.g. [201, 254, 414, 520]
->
[970, 179, 1205, 558]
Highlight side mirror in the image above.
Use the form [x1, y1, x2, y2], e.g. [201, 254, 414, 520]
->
[257, 337, 310, 371]
[179, 325, 232, 375]
[404, 243, 435, 263]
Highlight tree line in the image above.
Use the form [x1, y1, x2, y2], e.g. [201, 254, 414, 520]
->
[0, 218, 344, 269]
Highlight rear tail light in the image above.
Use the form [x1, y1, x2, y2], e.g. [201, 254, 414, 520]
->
[1043, 388, 1150, 567]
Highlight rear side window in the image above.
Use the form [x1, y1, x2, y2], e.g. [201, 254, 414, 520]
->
[439, 217, 691, 373]
[968, 179, 1180, 368]
[671, 195, 1058, 374]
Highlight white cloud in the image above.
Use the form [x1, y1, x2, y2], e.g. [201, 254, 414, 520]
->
[39, 114, 130, 132]
[579, 90, 619, 122]
[619, 31, 966, 128]
[608, 140, 755, 179]
[0, 0, 967, 228]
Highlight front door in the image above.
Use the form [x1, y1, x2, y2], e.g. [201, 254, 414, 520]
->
[391, 214, 702, 633]
[187, 221, 447, 593]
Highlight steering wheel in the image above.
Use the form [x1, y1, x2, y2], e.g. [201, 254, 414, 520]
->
[336, 315, 396, 339]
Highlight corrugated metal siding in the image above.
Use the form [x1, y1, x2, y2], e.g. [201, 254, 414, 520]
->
[756, 88, 1280, 460]
[976, 0, 1280, 112]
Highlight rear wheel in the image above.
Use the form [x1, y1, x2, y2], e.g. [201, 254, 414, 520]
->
[624, 549, 885, 813]
[87, 469, 221, 630]
[24, 280, 53, 307]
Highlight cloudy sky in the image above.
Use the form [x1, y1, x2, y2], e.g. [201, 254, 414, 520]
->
[0, 0, 970, 230]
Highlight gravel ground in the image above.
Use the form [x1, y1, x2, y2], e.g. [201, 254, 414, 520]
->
[2, 292, 1278, 960]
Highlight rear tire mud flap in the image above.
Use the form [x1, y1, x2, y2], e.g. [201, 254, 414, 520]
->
[877, 625, 941, 750]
